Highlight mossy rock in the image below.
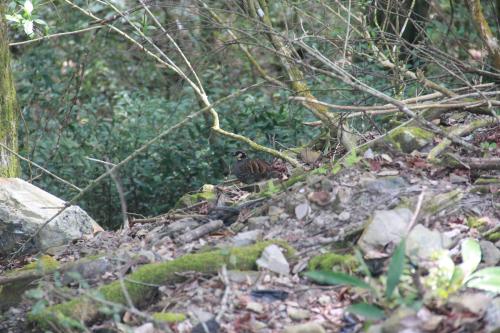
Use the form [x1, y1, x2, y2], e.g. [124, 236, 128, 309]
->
[174, 190, 216, 208]
[308, 252, 358, 272]
[486, 232, 500, 242]
[385, 126, 433, 153]
[152, 312, 186, 323]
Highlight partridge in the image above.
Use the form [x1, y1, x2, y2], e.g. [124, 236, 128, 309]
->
[232, 151, 277, 184]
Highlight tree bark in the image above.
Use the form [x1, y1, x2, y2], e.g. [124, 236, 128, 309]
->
[0, 4, 19, 177]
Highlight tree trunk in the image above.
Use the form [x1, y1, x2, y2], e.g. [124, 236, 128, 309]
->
[0, 4, 19, 177]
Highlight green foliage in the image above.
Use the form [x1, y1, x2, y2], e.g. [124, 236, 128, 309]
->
[346, 303, 385, 320]
[304, 270, 372, 289]
[424, 238, 500, 298]
[385, 240, 406, 299]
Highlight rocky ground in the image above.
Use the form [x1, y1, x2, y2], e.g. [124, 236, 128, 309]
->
[0, 144, 499, 333]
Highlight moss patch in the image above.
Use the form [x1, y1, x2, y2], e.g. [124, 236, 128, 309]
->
[20, 255, 59, 272]
[386, 126, 433, 153]
[152, 312, 186, 323]
[29, 241, 295, 329]
[308, 252, 358, 272]
[486, 232, 500, 242]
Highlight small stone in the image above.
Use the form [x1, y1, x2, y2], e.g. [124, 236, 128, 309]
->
[251, 320, 268, 331]
[485, 297, 500, 333]
[320, 178, 334, 192]
[256, 244, 290, 275]
[480, 240, 500, 265]
[133, 323, 155, 333]
[287, 307, 311, 321]
[268, 206, 284, 223]
[232, 230, 263, 247]
[449, 293, 492, 315]
[246, 302, 264, 314]
[338, 211, 350, 221]
[295, 203, 311, 220]
[450, 174, 468, 184]
[308, 191, 331, 206]
[227, 270, 259, 284]
[283, 322, 326, 333]
[318, 295, 331, 306]
[247, 216, 270, 230]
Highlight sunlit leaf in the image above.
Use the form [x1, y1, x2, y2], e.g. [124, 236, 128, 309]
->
[386, 239, 406, 299]
[304, 270, 371, 289]
[466, 267, 500, 293]
[460, 238, 481, 279]
[347, 303, 385, 320]
[23, 20, 34, 36]
[5, 14, 21, 23]
[24, 0, 33, 15]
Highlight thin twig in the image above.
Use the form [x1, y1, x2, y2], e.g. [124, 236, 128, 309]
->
[0, 141, 82, 192]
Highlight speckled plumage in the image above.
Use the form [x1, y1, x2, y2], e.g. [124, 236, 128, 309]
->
[232, 151, 274, 184]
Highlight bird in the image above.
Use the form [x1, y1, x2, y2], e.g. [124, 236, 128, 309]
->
[231, 150, 278, 184]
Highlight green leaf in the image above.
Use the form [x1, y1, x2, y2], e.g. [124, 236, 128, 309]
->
[23, 20, 34, 36]
[465, 267, 500, 293]
[304, 270, 371, 289]
[386, 239, 406, 299]
[24, 0, 33, 15]
[345, 150, 361, 167]
[460, 238, 481, 279]
[5, 14, 21, 23]
[25, 288, 44, 299]
[347, 303, 385, 320]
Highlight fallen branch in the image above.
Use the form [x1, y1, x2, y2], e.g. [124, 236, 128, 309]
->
[175, 219, 224, 244]
[28, 241, 295, 329]
[428, 116, 499, 161]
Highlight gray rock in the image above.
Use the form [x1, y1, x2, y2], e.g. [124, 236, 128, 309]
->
[450, 174, 468, 184]
[256, 244, 290, 275]
[246, 302, 264, 314]
[485, 297, 500, 333]
[407, 224, 452, 262]
[247, 216, 270, 230]
[283, 322, 326, 333]
[358, 208, 412, 256]
[338, 211, 350, 222]
[268, 206, 284, 223]
[287, 307, 311, 321]
[232, 230, 263, 247]
[320, 178, 334, 192]
[227, 270, 259, 284]
[0, 178, 101, 256]
[362, 176, 408, 195]
[480, 241, 500, 266]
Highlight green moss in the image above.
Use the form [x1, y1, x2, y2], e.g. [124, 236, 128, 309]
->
[467, 217, 488, 230]
[308, 252, 358, 272]
[29, 241, 295, 329]
[152, 312, 186, 323]
[174, 191, 216, 208]
[486, 232, 500, 242]
[422, 190, 463, 216]
[20, 255, 59, 272]
[386, 126, 433, 153]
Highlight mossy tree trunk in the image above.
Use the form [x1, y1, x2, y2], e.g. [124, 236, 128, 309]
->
[466, 0, 500, 71]
[0, 4, 19, 177]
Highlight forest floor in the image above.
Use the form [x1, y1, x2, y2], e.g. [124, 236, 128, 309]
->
[0, 126, 499, 333]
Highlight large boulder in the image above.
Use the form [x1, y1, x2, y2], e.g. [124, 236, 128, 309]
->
[0, 178, 102, 256]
